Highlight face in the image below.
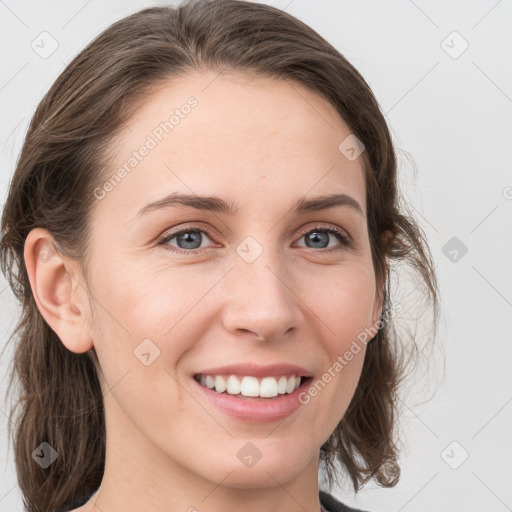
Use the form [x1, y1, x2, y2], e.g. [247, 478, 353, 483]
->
[80, 70, 383, 490]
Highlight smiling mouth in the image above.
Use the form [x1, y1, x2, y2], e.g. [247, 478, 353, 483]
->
[193, 373, 309, 399]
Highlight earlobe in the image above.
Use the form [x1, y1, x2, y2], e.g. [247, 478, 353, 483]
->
[372, 231, 394, 326]
[24, 228, 93, 354]
[372, 292, 385, 327]
[373, 267, 389, 326]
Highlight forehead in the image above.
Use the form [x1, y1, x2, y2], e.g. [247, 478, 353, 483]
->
[95, 70, 367, 220]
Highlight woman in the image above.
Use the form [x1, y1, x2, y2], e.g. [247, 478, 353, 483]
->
[0, 1, 439, 511]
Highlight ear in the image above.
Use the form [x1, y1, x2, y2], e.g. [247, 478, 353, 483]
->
[371, 288, 385, 327]
[371, 229, 394, 325]
[23, 227, 93, 354]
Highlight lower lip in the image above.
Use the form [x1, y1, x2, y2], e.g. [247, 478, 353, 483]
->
[194, 378, 311, 424]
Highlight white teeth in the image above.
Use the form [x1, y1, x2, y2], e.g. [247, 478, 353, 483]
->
[205, 375, 215, 389]
[277, 376, 287, 394]
[214, 375, 227, 393]
[240, 376, 259, 397]
[227, 375, 241, 395]
[198, 374, 303, 398]
[260, 377, 278, 397]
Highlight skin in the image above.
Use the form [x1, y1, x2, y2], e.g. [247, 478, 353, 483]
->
[24, 70, 388, 512]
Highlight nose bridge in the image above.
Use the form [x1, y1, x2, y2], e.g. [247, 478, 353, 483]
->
[222, 233, 299, 340]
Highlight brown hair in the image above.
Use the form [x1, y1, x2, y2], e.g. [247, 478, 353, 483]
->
[0, 1, 439, 511]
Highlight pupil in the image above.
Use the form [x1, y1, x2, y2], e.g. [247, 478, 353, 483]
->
[307, 231, 328, 248]
[178, 231, 201, 249]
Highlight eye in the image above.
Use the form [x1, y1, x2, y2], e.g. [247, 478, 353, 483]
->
[158, 225, 218, 253]
[157, 223, 350, 254]
[295, 224, 350, 252]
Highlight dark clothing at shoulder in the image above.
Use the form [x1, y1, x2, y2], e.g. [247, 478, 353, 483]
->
[66, 489, 369, 512]
[320, 490, 370, 512]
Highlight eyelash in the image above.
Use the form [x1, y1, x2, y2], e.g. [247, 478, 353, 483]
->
[157, 223, 350, 254]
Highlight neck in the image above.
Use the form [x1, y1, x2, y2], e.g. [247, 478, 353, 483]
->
[84, 396, 324, 512]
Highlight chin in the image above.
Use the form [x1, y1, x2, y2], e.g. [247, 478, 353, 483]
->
[217, 465, 302, 489]
[213, 444, 316, 489]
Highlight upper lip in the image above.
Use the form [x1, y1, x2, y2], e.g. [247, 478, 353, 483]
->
[195, 363, 312, 378]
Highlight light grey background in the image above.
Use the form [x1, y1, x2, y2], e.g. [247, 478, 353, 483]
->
[1, 1, 511, 511]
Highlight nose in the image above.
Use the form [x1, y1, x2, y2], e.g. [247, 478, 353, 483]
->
[221, 244, 302, 342]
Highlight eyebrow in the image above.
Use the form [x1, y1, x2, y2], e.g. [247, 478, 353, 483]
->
[137, 192, 364, 218]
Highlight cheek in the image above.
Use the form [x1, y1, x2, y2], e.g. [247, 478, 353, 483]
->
[85, 259, 196, 436]
[306, 263, 378, 342]
[86, 256, 229, 396]
[90, 257, 201, 340]
[303, 265, 376, 405]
